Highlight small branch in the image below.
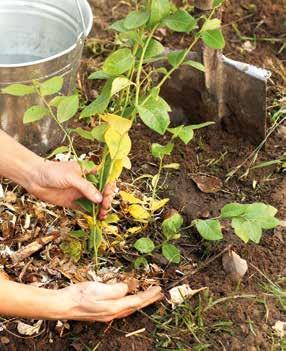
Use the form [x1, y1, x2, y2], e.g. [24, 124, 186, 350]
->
[10, 232, 60, 265]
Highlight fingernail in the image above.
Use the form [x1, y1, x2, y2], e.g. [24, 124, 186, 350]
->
[93, 192, 103, 203]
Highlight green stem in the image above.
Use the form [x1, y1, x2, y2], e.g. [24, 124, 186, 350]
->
[134, 25, 159, 110]
[150, 157, 164, 217]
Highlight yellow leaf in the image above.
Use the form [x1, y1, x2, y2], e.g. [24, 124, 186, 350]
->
[150, 198, 169, 212]
[152, 173, 160, 188]
[83, 214, 94, 227]
[127, 226, 142, 234]
[101, 114, 132, 135]
[105, 128, 131, 160]
[104, 213, 120, 224]
[108, 159, 123, 182]
[111, 77, 131, 96]
[128, 204, 150, 220]
[102, 224, 119, 236]
[120, 191, 142, 204]
[123, 156, 132, 169]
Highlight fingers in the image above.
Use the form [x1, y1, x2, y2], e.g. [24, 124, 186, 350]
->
[99, 182, 117, 220]
[84, 282, 129, 300]
[69, 175, 103, 203]
[73, 286, 163, 322]
[112, 286, 163, 313]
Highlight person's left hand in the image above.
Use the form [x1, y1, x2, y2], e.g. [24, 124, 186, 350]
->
[28, 160, 116, 219]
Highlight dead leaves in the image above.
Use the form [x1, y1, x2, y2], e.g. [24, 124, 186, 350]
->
[222, 250, 248, 281]
[17, 320, 43, 336]
[191, 174, 223, 193]
[168, 284, 208, 308]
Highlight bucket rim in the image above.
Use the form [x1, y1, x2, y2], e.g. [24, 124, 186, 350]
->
[0, 0, 93, 69]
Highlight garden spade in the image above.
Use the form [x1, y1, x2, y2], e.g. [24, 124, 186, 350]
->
[161, 0, 271, 144]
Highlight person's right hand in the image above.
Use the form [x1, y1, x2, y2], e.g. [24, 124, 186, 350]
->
[61, 282, 163, 322]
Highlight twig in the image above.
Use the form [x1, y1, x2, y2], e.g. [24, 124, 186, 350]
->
[167, 245, 232, 289]
[10, 232, 60, 265]
[125, 328, 146, 338]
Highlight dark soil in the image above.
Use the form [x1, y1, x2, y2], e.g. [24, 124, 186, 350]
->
[1, 0, 285, 350]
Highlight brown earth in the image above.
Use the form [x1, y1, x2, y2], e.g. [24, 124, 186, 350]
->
[1, 0, 285, 350]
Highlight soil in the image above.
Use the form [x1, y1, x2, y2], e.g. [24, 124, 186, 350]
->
[1, 0, 285, 350]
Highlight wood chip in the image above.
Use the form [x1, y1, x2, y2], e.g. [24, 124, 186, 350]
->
[11, 232, 60, 264]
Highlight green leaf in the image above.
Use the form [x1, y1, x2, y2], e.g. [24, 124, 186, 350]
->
[109, 19, 129, 32]
[243, 203, 280, 229]
[188, 121, 215, 130]
[221, 203, 245, 218]
[251, 160, 282, 169]
[57, 94, 79, 123]
[164, 10, 196, 32]
[162, 243, 181, 263]
[89, 71, 112, 80]
[201, 18, 221, 32]
[75, 198, 93, 214]
[137, 96, 170, 135]
[50, 96, 66, 107]
[72, 127, 94, 140]
[124, 10, 149, 30]
[40, 76, 64, 96]
[47, 146, 70, 159]
[91, 124, 108, 143]
[184, 60, 205, 72]
[2, 84, 36, 96]
[213, 0, 224, 7]
[80, 80, 112, 118]
[231, 217, 261, 243]
[168, 50, 187, 67]
[134, 237, 155, 254]
[143, 39, 165, 59]
[89, 225, 103, 250]
[70, 230, 87, 239]
[103, 48, 135, 76]
[134, 256, 149, 269]
[149, 0, 171, 26]
[168, 125, 194, 144]
[80, 160, 96, 173]
[202, 29, 225, 49]
[60, 239, 82, 262]
[194, 219, 223, 241]
[151, 143, 174, 159]
[86, 174, 99, 185]
[162, 212, 184, 240]
[23, 106, 48, 124]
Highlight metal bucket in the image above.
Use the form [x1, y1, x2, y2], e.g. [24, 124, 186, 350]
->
[0, 0, 93, 155]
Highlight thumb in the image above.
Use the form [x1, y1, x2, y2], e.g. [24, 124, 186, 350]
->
[69, 175, 103, 203]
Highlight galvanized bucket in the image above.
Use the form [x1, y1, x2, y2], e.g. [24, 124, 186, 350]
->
[0, 0, 93, 155]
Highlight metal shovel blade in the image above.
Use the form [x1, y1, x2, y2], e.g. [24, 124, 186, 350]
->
[161, 0, 271, 145]
[161, 51, 271, 145]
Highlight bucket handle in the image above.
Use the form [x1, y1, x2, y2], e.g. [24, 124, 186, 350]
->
[74, 0, 88, 37]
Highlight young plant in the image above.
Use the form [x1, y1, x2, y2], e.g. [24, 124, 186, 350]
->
[193, 202, 280, 244]
[2, 0, 225, 266]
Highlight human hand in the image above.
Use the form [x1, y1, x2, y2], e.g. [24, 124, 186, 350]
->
[28, 160, 115, 219]
[60, 282, 163, 322]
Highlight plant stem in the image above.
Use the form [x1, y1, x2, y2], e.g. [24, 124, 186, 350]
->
[150, 157, 164, 216]
[134, 25, 158, 109]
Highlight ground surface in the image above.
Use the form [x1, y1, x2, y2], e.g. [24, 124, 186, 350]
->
[0, 0, 285, 350]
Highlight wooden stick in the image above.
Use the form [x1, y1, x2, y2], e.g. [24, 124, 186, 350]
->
[11, 232, 60, 264]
